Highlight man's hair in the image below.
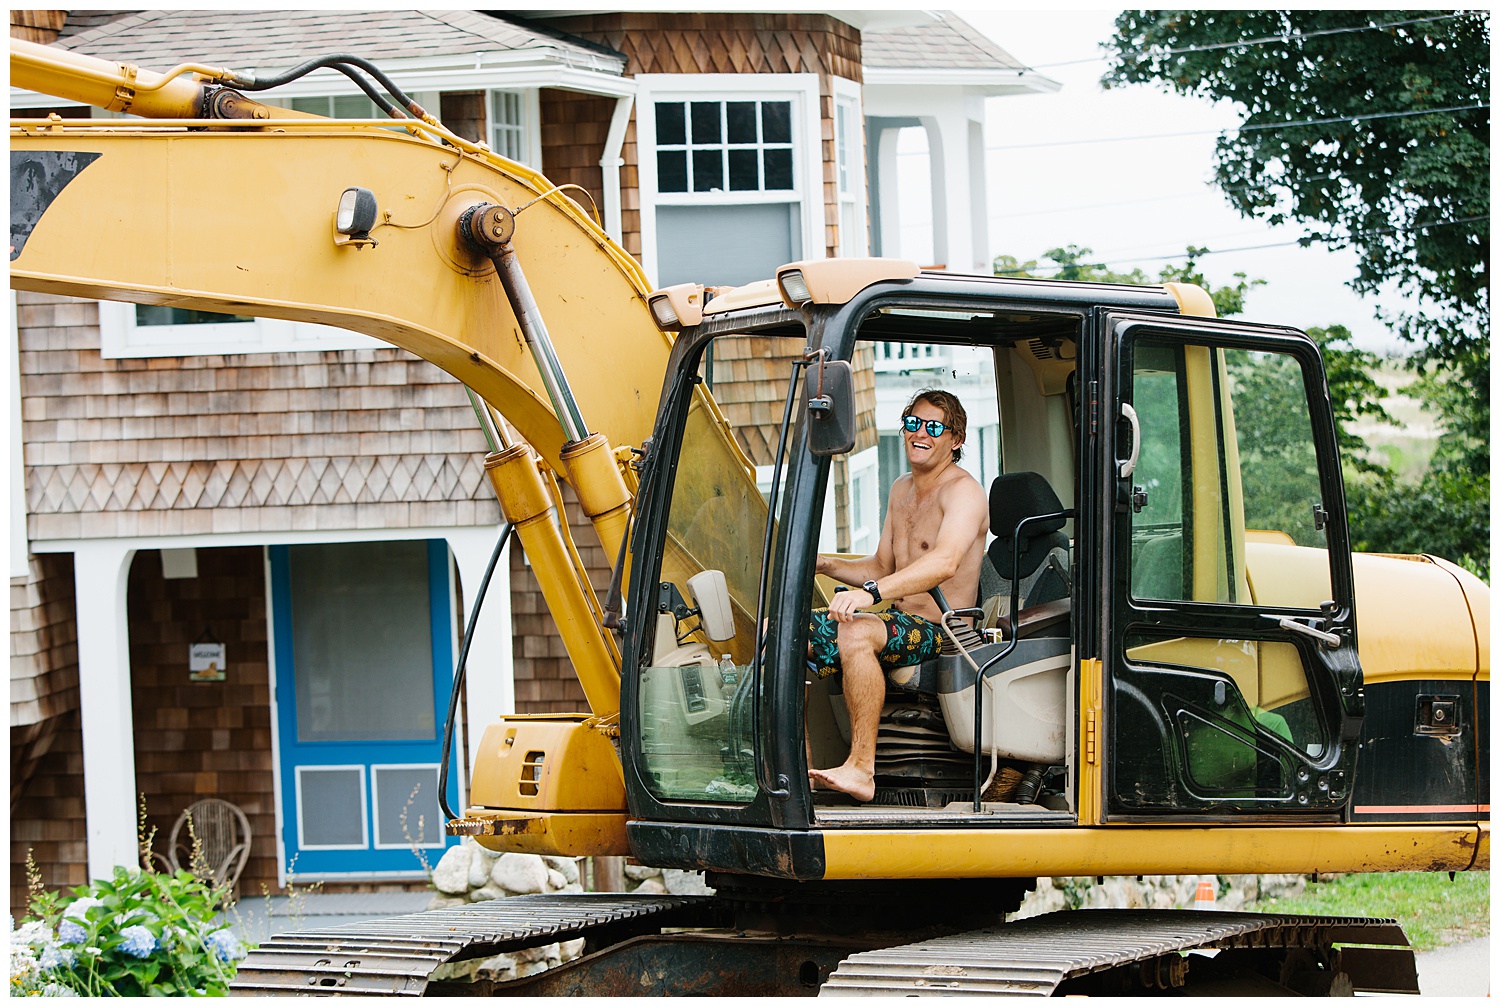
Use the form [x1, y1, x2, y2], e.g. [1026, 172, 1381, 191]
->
[903, 388, 967, 463]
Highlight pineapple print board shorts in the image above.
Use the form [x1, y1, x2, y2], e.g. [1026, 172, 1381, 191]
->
[807, 607, 942, 680]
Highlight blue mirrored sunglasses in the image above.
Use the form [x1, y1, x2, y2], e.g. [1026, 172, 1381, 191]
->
[901, 415, 949, 437]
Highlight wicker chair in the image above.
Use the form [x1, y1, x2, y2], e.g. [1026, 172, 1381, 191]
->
[153, 798, 252, 894]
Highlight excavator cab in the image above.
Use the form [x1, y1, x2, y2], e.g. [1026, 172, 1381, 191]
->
[622, 263, 1368, 875]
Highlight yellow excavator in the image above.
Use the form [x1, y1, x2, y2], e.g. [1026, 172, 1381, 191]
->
[11, 38, 1487, 996]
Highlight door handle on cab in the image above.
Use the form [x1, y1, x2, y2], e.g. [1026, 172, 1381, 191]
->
[1264, 614, 1342, 649]
[1118, 403, 1140, 478]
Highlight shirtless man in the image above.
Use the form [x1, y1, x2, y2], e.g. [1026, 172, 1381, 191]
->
[808, 389, 989, 802]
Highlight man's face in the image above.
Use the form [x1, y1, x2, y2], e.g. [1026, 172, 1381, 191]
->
[902, 399, 960, 472]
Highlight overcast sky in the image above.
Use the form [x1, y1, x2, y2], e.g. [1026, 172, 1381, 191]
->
[899, 10, 1415, 354]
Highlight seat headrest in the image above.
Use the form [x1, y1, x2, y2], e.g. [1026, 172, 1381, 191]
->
[990, 472, 1066, 543]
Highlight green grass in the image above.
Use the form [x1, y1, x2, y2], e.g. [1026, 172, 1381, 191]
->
[1252, 872, 1489, 951]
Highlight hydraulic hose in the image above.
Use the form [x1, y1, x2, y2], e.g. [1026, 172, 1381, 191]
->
[438, 522, 513, 824]
[225, 53, 431, 121]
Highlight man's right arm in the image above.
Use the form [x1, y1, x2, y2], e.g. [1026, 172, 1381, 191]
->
[815, 552, 890, 587]
[815, 488, 899, 586]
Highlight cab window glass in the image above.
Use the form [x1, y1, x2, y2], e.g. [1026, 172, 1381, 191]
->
[1124, 634, 1331, 802]
[1129, 339, 1332, 608]
[639, 333, 803, 804]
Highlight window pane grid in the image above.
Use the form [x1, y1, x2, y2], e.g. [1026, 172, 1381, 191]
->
[655, 99, 794, 195]
[489, 90, 526, 162]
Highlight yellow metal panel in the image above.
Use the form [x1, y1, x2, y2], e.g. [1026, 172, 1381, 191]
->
[466, 810, 631, 858]
[821, 824, 1485, 880]
[485, 447, 621, 717]
[1182, 345, 1229, 602]
[1076, 658, 1103, 825]
[1244, 544, 1482, 684]
[1428, 556, 1490, 682]
[1128, 637, 1262, 706]
[468, 716, 626, 812]
[10, 124, 662, 474]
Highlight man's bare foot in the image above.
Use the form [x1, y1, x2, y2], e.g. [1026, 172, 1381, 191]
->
[809, 764, 876, 803]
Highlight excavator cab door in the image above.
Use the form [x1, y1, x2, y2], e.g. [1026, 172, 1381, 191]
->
[1098, 312, 1364, 819]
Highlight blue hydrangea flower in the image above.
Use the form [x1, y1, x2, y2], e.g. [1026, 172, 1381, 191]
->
[38, 943, 75, 971]
[204, 929, 245, 962]
[118, 925, 158, 958]
[56, 920, 86, 945]
[61, 897, 101, 922]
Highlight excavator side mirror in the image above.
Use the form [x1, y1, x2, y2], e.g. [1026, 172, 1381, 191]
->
[686, 569, 735, 642]
[807, 358, 855, 457]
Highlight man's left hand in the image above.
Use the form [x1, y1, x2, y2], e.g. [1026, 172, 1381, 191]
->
[828, 588, 874, 623]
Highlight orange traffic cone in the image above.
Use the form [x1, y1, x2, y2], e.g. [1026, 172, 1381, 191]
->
[1193, 879, 1216, 910]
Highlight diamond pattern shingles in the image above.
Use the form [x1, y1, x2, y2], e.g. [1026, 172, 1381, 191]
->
[55, 10, 626, 75]
[862, 12, 1027, 72]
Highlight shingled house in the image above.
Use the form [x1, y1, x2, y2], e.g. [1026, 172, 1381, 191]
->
[9, 9, 1054, 911]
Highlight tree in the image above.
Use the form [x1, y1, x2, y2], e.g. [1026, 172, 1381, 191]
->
[995, 244, 1262, 317]
[1101, 12, 1489, 367]
[1305, 325, 1396, 475]
[1101, 11, 1489, 577]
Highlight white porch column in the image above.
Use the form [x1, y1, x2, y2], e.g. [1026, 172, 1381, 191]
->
[445, 527, 515, 799]
[876, 125, 905, 259]
[967, 117, 991, 273]
[921, 105, 987, 274]
[918, 116, 951, 268]
[73, 541, 138, 878]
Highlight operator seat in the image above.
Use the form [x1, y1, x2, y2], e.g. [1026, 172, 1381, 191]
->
[978, 472, 1071, 632]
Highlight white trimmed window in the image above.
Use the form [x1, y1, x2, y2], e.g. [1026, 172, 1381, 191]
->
[98, 301, 380, 358]
[637, 74, 823, 289]
[291, 93, 381, 119]
[832, 78, 867, 257]
[653, 98, 795, 195]
[489, 90, 527, 161]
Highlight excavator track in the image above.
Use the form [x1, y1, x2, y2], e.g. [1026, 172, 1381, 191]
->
[233, 896, 1419, 997]
[818, 909, 1419, 996]
[229, 894, 717, 996]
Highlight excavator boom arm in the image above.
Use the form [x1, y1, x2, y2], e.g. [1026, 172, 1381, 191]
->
[11, 37, 711, 725]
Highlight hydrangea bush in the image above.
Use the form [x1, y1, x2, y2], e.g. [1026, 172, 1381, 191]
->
[11, 859, 246, 997]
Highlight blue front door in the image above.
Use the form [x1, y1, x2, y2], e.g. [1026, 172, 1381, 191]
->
[270, 540, 460, 879]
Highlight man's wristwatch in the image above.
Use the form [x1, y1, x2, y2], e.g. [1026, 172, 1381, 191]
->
[862, 580, 882, 604]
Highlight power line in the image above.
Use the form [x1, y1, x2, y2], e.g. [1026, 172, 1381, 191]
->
[991, 173, 1345, 219]
[989, 103, 1488, 151]
[995, 215, 1488, 274]
[1021, 12, 1469, 71]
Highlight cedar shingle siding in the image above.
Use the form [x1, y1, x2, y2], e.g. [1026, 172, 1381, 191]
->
[127, 547, 278, 902]
[11, 553, 79, 731]
[18, 292, 499, 542]
[539, 90, 617, 241]
[537, 12, 860, 81]
[10, 9, 67, 43]
[10, 711, 87, 918]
